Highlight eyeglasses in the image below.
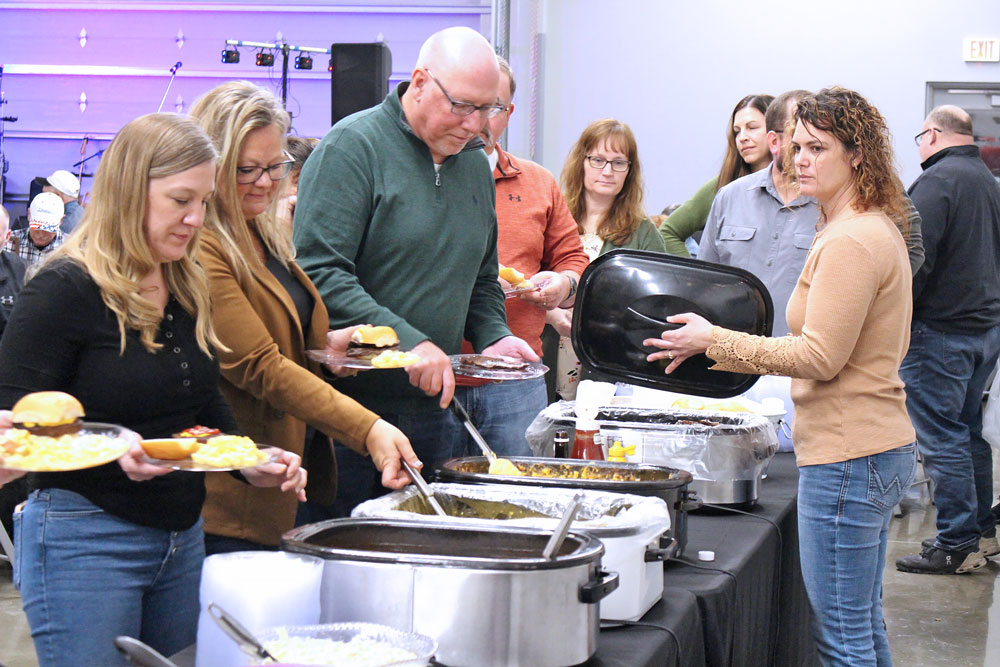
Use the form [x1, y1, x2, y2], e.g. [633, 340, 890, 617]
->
[585, 155, 631, 172]
[913, 127, 942, 147]
[235, 159, 295, 185]
[424, 69, 507, 118]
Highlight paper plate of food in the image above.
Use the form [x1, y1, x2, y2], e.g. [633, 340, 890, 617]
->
[0, 392, 133, 472]
[499, 266, 542, 299]
[140, 432, 279, 471]
[450, 354, 549, 381]
[307, 325, 422, 369]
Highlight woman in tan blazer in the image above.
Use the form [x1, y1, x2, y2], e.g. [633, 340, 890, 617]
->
[190, 81, 418, 553]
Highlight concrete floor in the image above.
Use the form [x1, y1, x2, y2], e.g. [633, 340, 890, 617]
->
[1, 472, 999, 666]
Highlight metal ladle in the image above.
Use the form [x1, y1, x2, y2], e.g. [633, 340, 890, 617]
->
[543, 493, 583, 560]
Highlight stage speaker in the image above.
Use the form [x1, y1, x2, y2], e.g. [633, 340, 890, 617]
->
[330, 43, 392, 126]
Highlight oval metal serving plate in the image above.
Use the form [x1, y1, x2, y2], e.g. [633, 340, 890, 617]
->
[141, 441, 278, 472]
[449, 355, 548, 381]
[0, 422, 131, 472]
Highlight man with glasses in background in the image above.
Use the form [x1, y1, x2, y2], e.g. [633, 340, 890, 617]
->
[294, 26, 536, 516]
[697, 90, 816, 337]
[896, 105, 1000, 574]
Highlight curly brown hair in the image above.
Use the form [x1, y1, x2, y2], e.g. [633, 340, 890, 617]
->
[788, 87, 908, 230]
[560, 118, 645, 246]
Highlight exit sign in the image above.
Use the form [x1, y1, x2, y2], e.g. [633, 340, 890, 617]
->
[964, 38, 1000, 62]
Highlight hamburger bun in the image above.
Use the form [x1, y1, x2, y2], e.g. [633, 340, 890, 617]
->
[350, 325, 399, 348]
[12, 392, 85, 434]
[140, 438, 200, 461]
[498, 266, 524, 284]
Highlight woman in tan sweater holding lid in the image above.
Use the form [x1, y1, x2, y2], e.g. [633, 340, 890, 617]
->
[645, 87, 916, 667]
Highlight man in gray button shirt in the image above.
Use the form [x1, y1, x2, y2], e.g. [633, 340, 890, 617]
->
[698, 90, 817, 337]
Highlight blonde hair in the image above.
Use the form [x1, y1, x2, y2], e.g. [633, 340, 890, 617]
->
[561, 118, 645, 246]
[48, 112, 221, 355]
[189, 81, 293, 285]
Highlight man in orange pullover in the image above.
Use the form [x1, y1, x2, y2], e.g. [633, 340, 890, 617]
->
[451, 56, 589, 456]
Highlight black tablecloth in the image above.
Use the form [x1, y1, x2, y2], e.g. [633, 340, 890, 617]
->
[590, 452, 820, 667]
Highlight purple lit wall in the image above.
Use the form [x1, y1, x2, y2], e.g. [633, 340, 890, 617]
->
[0, 0, 491, 216]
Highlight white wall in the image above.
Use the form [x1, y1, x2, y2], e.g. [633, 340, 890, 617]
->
[508, 0, 1000, 212]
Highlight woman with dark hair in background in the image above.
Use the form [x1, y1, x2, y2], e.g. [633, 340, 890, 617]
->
[544, 118, 664, 401]
[646, 87, 917, 666]
[658, 93, 774, 255]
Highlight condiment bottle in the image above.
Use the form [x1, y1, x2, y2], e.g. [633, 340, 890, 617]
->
[553, 430, 570, 458]
[571, 420, 604, 460]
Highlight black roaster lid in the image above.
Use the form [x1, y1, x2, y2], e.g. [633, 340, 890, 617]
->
[571, 249, 773, 398]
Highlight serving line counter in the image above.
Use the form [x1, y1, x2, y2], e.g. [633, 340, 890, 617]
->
[171, 453, 818, 667]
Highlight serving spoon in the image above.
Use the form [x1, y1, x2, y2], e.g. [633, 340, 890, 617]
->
[449, 397, 523, 476]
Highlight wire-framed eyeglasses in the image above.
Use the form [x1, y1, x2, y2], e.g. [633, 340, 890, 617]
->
[424, 68, 507, 118]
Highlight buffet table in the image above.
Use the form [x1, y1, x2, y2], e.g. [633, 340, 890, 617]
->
[591, 452, 819, 667]
[173, 453, 818, 667]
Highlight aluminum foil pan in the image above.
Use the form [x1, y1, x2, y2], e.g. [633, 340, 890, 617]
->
[353, 482, 670, 537]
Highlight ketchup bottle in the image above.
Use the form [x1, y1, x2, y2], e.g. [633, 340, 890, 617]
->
[571, 420, 604, 460]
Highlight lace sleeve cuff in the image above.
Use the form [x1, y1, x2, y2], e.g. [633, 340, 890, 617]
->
[705, 326, 796, 376]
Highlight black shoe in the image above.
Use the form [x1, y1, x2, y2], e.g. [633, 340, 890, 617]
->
[896, 543, 986, 574]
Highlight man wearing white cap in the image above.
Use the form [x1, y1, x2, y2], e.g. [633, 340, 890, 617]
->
[36, 169, 83, 233]
[7, 192, 66, 272]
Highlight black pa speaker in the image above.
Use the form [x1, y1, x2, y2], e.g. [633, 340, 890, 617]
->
[330, 43, 392, 126]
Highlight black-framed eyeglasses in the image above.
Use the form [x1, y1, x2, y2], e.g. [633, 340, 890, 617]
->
[424, 68, 507, 118]
[585, 155, 631, 172]
[913, 127, 942, 147]
[235, 159, 295, 185]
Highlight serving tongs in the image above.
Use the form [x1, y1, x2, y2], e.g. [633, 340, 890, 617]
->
[402, 458, 449, 517]
[207, 601, 278, 664]
[543, 493, 583, 560]
[449, 397, 522, 476]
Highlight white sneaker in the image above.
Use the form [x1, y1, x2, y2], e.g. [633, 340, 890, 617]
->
[980, 536, 1000, 558]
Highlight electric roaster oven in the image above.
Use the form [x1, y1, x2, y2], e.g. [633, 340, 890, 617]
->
[353, 483, 672, 622]
[282, 518, 617, 667]
[569, 248, 779, 505]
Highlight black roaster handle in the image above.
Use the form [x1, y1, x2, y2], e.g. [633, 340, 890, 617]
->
[579, 568, 619, 604]
[644, 535, 679, 562]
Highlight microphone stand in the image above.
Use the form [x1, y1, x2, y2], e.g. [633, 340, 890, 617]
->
[156, 61, 183, 113]
[0, 64, 13, 205]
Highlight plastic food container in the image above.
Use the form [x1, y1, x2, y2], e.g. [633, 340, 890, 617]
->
[247, 622, 437, 666]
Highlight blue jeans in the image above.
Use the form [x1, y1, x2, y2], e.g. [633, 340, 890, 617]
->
[899, 321, 1000, 550]
[299, 408, 459, 521]
[798, 444, 917, 667]
[448, 378, 547, 458]
[14, 488, 205, 667]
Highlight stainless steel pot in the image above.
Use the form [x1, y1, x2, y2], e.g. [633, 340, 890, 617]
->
[434, 456, 696, 557]
[282, 518, 618, 667]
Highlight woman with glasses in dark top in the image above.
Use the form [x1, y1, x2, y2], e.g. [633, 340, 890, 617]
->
[189, 81, 419, 554]
[543, 118, 664, 401]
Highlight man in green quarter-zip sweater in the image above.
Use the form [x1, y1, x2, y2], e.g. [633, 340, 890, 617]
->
[294, 26, 538, 517]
